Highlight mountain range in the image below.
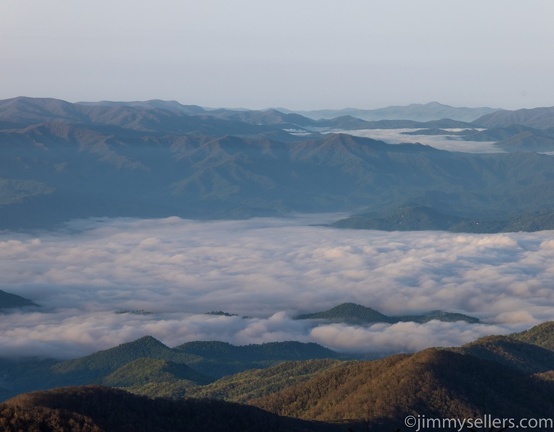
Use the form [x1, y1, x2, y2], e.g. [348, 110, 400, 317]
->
[473, 106, 554, 129]
[3, 98, 554, 431]
[2, 97, 554, 231]
[282, 101, 499, 122]
[0, 291, 485, 401]
[0, 336, 347, 402]
[0, 321, 552, 431]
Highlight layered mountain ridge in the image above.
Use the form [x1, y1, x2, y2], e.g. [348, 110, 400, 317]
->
[2, 98, 554, 230]
[0, 321, 552, 431]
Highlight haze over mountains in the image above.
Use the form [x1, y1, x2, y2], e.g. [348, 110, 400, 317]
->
[2, 97, 554, 230]
[2, 97, 554, 430]
[3, 216, 552, 362]
[283, 101, 499, 122]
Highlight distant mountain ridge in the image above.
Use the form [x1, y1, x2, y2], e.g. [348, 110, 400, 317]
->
[295, 302, 479, 324]
[283, 101, 499, 122]
[3, 97, 554, 230]
[473, 106, 554, 129]
[331, 205, 554, 233]
[0, 97, 480, 133]
[47, 98, 499, 123]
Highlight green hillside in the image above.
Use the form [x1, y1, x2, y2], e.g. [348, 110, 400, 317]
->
[173, 340, 344, 378]
[0, 338, 344, 401]
[189, 359, 345, 403]
[100, 358, 212, 399]
[296, 303, 392, 323]
[0, 322, 553, 430]
[250, 348, 554, 430]
[100, 357, 211, 387]
[457, 335, 554, 373]
[512, 321, 554, 351]
[50, 336, 195, 384]
[295, 302, 479, 324]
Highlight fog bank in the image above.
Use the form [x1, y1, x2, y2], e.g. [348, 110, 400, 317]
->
[1, 216, 552, 358]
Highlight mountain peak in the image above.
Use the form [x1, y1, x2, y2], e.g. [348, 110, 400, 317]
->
[51, 336, 173, 378]
[128, 335, 167, 348]
[296, 302, 391, 323]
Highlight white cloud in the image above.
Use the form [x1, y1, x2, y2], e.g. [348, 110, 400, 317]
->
[330, 129, 500, 153]
[310, 320, 521, 354]
[1, 216, 553, 358]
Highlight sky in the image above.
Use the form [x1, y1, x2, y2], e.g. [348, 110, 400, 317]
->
[1, 0, 554, 110]
[2, 216, 553, 358]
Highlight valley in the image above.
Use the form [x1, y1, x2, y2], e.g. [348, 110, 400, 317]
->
[2, 97, 554, 430]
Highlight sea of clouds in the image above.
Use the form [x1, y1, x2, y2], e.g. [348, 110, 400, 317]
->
[1, 215, 553, 359]
[331, 128, 499, 153]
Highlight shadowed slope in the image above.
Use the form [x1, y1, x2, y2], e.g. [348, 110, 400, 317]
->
[250, 348, 554, 430]
[1, 386, 340, 432]
[457, 333, 554, 374]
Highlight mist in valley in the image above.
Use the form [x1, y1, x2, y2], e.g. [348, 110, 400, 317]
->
[2, 215, 552, 359]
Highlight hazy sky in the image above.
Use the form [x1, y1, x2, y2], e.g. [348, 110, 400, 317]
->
[2, 217, 553, 358]
[1, 0, 553, 110]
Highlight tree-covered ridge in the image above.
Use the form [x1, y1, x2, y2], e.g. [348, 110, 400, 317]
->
[3, 98, 554, 230]
[331, 206, 554, 233]
[172, 340, 345, 379]
[456, 335, 554, 374]
[175, 340, 341, 361]
[296, 302, 391, 322]
[100, 357, 212, 387]
[189, 359, 345, 403]
[50, 336, 195, 383]
[0, 386, 341, 432]
[295, 302, 479, 324]
[512, 321, 554, 351]
[0, 322, 553, 430]
[0, 339, 345, 401]
[250, 348, 554, 430]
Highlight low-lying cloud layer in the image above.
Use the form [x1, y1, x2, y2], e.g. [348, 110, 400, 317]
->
[1, 216, 553, 358]
[333, 128, 499, 153]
